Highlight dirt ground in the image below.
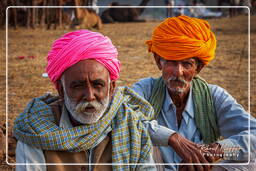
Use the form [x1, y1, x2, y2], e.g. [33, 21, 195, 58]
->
[0, 15, 255, 169]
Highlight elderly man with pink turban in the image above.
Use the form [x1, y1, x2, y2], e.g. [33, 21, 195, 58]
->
[132, 15, 256, 171]
[13, 30, 158, 171]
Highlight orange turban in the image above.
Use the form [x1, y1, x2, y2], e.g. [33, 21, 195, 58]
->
[146, 15, 216, 65]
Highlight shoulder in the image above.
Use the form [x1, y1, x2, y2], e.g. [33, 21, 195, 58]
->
[132, 77, 157, 101]
[207, 84, 249, 117]
[207, 84, 236, 105]
[115, 86, 155, 118]
[208, 84, 228, 95]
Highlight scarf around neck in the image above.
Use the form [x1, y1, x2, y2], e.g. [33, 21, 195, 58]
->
[149, 76, 220, 144]
[14, 86, 155, 170]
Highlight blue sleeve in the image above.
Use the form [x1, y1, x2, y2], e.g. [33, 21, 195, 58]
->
[209, 84, 256, 161]
[132, 78, 176, 146]
[132, 77, 155, 101]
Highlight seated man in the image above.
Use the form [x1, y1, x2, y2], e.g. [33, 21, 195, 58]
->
[13, 30, 157, 171]
[132, 15, 256, 170]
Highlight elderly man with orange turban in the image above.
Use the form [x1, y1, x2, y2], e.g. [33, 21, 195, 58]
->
[133, 15, 256, 171]
[13, 30, 158, 171]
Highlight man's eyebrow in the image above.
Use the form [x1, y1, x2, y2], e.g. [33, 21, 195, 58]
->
[70, 80, 85, 85]
[92, 79, 106, 85]
[183, 59, 196, 63]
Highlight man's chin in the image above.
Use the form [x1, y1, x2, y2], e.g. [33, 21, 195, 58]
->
[74, 112, 102, 125]
[168, 87, 186, 94]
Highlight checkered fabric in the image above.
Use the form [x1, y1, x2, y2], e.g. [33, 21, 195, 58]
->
[13, 87, 154, 170]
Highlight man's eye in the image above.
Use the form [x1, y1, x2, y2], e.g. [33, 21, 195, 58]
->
[94, 83, 104, 88]
[183, 62, 193, 68]
[72, 84, 83, 89]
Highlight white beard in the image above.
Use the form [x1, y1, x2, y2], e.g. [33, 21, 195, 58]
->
[64, 93, 109, 124]
[61, 74, 111, 125]
[64, 92, 110, 124]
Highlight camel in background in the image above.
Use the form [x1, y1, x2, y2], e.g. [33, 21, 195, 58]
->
[101, 0, 151, 23]
[46, 0, 70, 29]
[71, 0, 102, 30]
[5, 0, 72, 29]
[28, 0, 47, 29]
[5, 0, 101, 29]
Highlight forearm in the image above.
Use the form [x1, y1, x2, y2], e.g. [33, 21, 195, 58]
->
[210, 84, 256, 161]
[218, 130, 256, 161]
[143, 120, 176, 146]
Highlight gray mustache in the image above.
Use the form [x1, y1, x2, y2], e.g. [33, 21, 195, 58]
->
[76, 101, 102, 113]
[167, 77, 187, 85]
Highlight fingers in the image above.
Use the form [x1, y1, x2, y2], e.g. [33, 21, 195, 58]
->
[191, 155, 204, 171]
[194, 149, 211, 170]
[178, 165, 187, 171]
[204, 151, 215, 163]
[187, 157, 196, 171]
[169, 133, 218, 170]
[180, 145, 211, 171]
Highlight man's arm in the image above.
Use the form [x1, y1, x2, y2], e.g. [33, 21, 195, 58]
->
[210, 84, 256, 161]
[16, 141, 46, 171]
[132, 78, 176, 146]
[143, 120, 176, 146]
[132, 78, 226, 168]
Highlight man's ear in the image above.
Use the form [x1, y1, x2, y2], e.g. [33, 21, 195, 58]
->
[56, 80, 64, 99]
[109, 80, 117, 98]
[153, 53, 163, 70]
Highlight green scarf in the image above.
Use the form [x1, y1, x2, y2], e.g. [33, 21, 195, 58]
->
[149, 76, 220, 144]
[14, 87, 154, 170]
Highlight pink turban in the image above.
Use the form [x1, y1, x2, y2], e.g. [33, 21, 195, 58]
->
[46, 30, 120, 86]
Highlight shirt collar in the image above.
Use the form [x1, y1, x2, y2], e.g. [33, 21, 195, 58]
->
[59, 106, 73, 128]
[163, 85, 195, 124]
[184, 86, 195, 119]
[163, 88, 175, 112]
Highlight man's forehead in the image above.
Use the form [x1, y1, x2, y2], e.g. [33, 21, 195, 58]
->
[155, 53, 196, 62]
[161, 57, 196, 63]
[62, 59, 109, 82]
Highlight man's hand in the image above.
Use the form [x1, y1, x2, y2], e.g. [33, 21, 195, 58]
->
[168, 133, 223, 171]
[203, 143, 223, 162]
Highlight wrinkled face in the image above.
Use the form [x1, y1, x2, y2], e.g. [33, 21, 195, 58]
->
[58, 60, 116, 124]
[154, 54, 199, 95]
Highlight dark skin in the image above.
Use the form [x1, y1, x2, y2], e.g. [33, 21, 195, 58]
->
[154, 53, 223, 171]
[154, 53, 203, 127]
[56, 59, 116, 127]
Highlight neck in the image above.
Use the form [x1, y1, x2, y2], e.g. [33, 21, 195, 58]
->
[168, 87, 190, 109]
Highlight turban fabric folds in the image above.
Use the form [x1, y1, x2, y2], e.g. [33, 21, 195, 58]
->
[146, 15, 216, 65]
[46, 30, 120, 86]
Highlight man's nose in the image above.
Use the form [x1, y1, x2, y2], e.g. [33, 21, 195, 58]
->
[83, 86, 96, 102]
[174, 63, 184, 77]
